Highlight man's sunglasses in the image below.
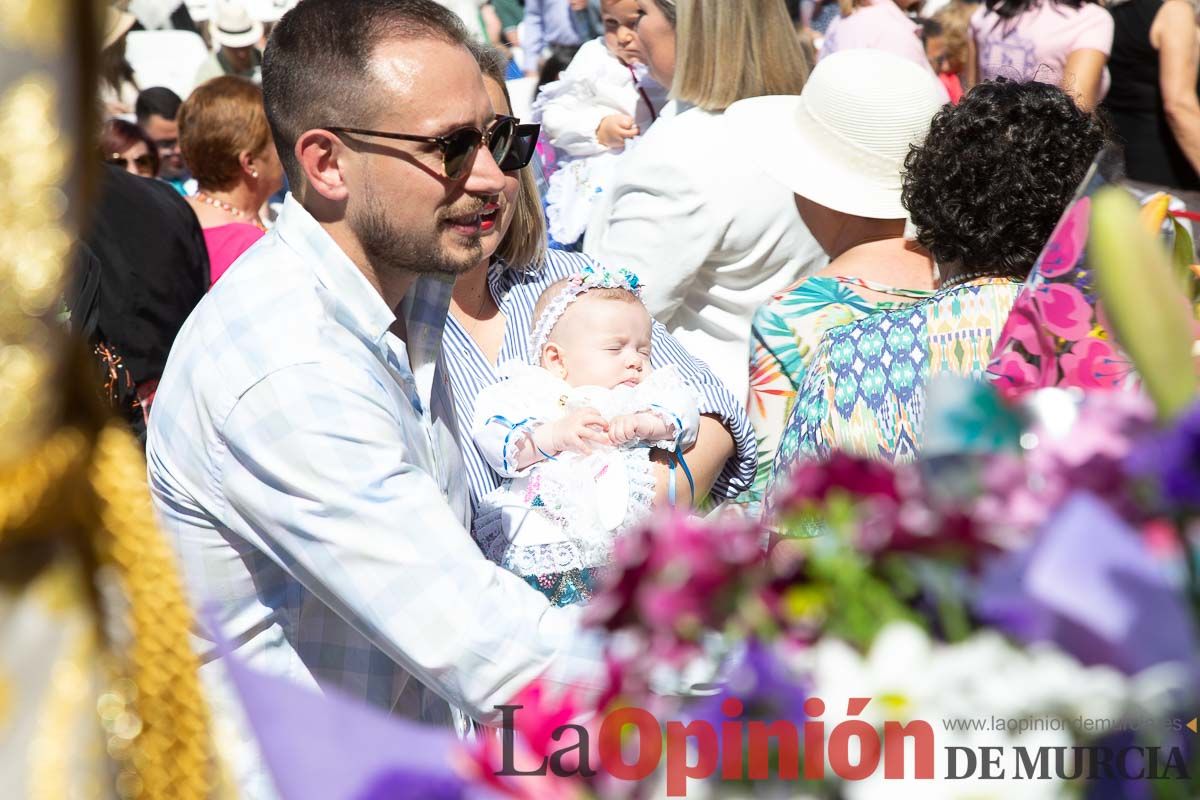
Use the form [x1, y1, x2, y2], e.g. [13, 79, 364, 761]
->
[498, 122, 541, 172]
[327, 115, 518, 180]
[104, 153, 156, 174]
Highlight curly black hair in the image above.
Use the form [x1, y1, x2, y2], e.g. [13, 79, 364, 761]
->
[901, 80, 1111, 281]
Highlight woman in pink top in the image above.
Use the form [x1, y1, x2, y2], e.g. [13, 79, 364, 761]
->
[969, 0, 1114, 110]
[178, 76, 284, 285]
[819, 0, 934, 75]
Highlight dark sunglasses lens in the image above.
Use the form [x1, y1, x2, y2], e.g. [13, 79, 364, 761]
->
[487, 117, 517, 166]
[499, 125, 539, 171]
[443, 128, 483, 179]
[103, 157, 125, 167]
[135, 155, 155, 170]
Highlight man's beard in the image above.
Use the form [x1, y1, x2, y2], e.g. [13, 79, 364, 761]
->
[351, 191, 483, 277]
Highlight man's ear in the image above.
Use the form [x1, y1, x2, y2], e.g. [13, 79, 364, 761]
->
[542, 342, 568, 379]
[295, 130, 350, 203]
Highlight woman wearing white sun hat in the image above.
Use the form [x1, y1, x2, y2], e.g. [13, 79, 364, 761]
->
[723, 49, 946, 511]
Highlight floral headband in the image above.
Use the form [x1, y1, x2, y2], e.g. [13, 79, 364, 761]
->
[528, 265, 644, 357]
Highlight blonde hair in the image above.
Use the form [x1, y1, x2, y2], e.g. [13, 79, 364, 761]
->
[838, 0, 870, 16]
[497, 166, 547, 269]
[673, 0, 810, 111]
[933, 1, 975, 74]
[470, 41, 548, 269]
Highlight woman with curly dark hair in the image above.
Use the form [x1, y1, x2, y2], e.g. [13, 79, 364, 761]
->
[770, 79, 1110, 473]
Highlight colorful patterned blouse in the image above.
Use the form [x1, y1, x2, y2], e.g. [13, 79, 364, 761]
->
[744, 275, 932, 510]
[772, 278, 1023, 478]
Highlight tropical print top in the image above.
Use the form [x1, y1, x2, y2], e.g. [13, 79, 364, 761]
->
[772, 277, 1023, 481]
[744, 275, 933, 511]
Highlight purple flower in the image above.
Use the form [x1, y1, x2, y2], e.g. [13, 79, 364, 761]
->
[1127, 400, 1200, 512]
[974, 492, 1199, 676]
[686, 638, 808, 729]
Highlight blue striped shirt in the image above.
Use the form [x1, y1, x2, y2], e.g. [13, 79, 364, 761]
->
[443, 249, 756, 510]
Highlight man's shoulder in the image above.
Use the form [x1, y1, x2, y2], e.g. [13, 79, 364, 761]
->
[156, 235, 374, 414]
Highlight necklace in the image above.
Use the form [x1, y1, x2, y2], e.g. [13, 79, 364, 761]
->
[196, 191, 266, 231]
[939, 269, 1007, 290]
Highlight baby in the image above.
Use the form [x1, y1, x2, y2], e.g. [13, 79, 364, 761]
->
[533, 0, 668, 245]
[471, 266, 699, 606]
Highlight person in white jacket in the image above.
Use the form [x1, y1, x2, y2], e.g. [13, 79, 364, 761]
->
[584, 0, 827, 399]
[534, 0, 668, 245]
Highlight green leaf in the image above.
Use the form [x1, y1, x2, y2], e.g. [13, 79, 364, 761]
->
[1090, 187, 1197, 420]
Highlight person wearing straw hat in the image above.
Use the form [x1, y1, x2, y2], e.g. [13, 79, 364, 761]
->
[195, 0, 264, 85]
[725, 49, 945, 512]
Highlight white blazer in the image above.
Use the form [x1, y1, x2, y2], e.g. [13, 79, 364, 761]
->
[583, 105, 826, 400]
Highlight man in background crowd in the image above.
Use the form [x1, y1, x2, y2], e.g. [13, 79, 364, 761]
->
[195, 0, 264, 84]
[135, 86, 195, 194]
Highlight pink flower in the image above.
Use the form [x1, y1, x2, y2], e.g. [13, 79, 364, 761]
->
[1032, 282, 1094, 340]
[988, 293, 1058, 398]
[1038, 197, 1090, 278]
[1059, 337, 1131, 390]
[989, 351, 1043, 400]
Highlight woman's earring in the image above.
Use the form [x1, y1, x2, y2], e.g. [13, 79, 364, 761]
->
[251, 169, 259, 179]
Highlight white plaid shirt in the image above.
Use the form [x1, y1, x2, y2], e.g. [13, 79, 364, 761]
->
[147, 196, 604, 750]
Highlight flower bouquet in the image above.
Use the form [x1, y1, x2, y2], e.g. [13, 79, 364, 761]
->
[470, 182, 1200, 799]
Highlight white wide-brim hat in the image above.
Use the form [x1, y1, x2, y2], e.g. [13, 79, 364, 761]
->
[725, 49, 948, 221]
[209, 0, 264, 48]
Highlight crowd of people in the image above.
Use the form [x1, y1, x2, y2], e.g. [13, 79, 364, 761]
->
[78, 0, 1200, 795]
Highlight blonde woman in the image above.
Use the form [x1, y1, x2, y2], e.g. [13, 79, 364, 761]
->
[584, 0, 824, 398]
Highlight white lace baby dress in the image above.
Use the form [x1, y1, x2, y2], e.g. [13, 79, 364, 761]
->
[471, 363, 699, 604]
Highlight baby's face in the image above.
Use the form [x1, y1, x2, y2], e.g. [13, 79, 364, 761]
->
[544, 295, 652, 388]
[602, 0, 642, 65]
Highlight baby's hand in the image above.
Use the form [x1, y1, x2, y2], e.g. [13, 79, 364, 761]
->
[596, 114, 639, 150]
[534, 407, 610, 456]
[608, 412, 674, 447]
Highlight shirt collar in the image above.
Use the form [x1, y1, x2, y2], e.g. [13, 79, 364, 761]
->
[273, 193, 397, 347]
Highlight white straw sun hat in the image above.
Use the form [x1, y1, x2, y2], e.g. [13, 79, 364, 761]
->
[209, 0, 264, 48]
[725, 49, 947, 220]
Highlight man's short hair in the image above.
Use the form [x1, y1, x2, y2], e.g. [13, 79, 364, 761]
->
[135, 86, 183, 125]
[262, 0, 471, 189]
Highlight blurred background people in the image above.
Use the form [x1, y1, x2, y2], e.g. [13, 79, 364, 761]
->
[969, 0, 1113, 110]
[821, 0, 937, 74]
[136, 86, 194, 193]
[524, 0, 586, 82]
[533, 0, 668, 247]
[196, 0, 264, 84]
[1102, 0, 1200, 206]
[101, 5, 141, 115]
[68, 164, 210, 438]
[178, 76, 283, 284]
[99, 118, 160, 177]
